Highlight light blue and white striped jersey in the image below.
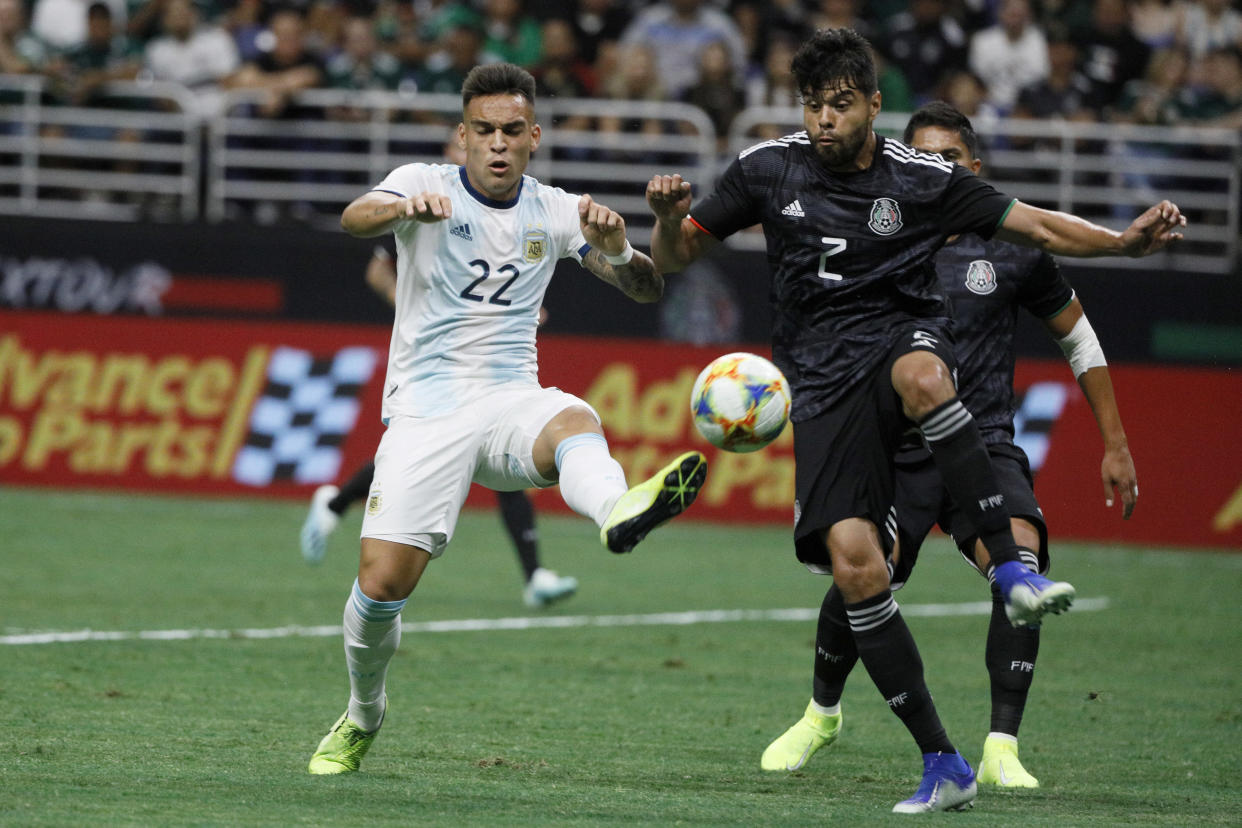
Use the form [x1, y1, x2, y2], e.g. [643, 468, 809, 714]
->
[373, 163, 589, 419]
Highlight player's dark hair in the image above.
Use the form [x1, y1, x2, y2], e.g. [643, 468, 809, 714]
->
[462, 63, 537, 108]
[903, 101, 982, 161]
[791, 28, 878, 100]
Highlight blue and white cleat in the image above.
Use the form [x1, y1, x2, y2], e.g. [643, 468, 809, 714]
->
[993, 560, 1075, 628]
[300, 484, 340, 564]
[892, 750, 977, 814]
[523, 567, 579, 608]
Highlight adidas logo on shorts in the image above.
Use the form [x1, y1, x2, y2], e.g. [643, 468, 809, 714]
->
[781, 199, 805, 217]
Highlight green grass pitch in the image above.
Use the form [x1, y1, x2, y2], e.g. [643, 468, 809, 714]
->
[1, 486, 1239, 825]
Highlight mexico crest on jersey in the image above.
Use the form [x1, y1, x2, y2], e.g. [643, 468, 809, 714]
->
[868, 198, 902, 235]
[965, 259, 998, 295]
[522, 227, 548, 263]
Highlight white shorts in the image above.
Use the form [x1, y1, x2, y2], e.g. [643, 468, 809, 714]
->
[361, 384, 598, 556]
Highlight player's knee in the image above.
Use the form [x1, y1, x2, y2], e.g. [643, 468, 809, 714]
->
[891, 356, 954, 419]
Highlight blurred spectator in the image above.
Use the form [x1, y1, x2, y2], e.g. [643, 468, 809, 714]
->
[619, 0, 746, 99]
[1176, 0, 1242, 59]
[143, 0, 240, 119]
[744, 31, 798, 109]
[411, 20, 482, 95]
[533, 17, 594, 99]
[808, 0, 873, 41]
[876, 50, 913, 114]
[683, 39, 744, 149]
[1036, 0, 1095, 39]
[968, 0, 1049, 113]
[1129, 0, 1180, 49]
[479, 0, 541, 67]
[45, 1, 140, 105]
[1080, 0, 1152, 114]
[0, 0, 48, 77]
[32, 0, 127, 52]
[879, 0, 968, 101]
[222, 8, 325, 118]
[730, 0, 806, 70]
[222, 0, 264, 61]
[326, 15, 400, 92]
[564, 0, 629, 66]
[1112, 45, 1189, 124]
[1176, 45, 1242, 127]
[1013, 26, 1093, 121]
[937, 68, 1000, 132]
[598, 41, 666, 158]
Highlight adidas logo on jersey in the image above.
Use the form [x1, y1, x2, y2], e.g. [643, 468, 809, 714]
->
[450, 223, 473, 241]
[781, 199, 805, 217]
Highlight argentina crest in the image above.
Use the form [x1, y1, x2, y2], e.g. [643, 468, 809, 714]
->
[868, 197, 902, 235]
[522, 226, 548, 263]
[965, 259, 998, 295]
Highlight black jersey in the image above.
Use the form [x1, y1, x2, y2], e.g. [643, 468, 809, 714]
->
[896, 234, 1074, 462]
[690, 133, 1015, 421]
[937, 235, 1073, 441]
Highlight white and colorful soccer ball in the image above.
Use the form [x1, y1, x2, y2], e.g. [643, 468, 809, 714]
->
[689, 352, 791, 453]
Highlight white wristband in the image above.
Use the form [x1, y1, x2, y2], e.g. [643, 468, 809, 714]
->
[603, 240, 634, 265]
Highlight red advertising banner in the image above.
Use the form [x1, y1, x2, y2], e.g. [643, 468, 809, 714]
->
[2, 310, 1238, 550]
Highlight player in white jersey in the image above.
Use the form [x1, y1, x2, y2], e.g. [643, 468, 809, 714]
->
[307, 63, 708, 775]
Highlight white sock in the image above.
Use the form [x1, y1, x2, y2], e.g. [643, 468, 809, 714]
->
[343, 579, 404, 732]
[554, 432, 628, 527]
[810, 700, 840, 717]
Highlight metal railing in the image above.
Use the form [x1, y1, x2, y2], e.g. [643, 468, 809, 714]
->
[1, 74, 1237, 272]
[0, 74, 201, 221]
[207, 89, 717, 244]
[729, 109, 1241, 273]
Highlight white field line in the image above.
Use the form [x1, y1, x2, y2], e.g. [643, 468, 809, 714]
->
[0, 597, 1110, 646]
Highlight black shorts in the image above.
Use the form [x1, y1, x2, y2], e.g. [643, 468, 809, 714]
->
[793, 324, 957, 572]
[889, 440, 1049, 585]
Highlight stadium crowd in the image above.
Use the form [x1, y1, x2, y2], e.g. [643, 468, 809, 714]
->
[2, 0, 1240, 131]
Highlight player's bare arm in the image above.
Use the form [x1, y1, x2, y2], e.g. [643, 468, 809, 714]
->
[341, 191, 454, 238]
[1045, 298, 1138, 518]
[996, 199, 1186, 258]
[578, 194, 662, 302]
[646, 174, 718, 273]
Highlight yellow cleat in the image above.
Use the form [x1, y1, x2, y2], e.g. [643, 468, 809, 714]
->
[760, 700, 843, 771]
[308, 711, 380, 775]
[600, 451, 707, 554]
[977, 734, 1039, 788]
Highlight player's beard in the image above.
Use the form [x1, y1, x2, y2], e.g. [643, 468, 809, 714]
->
[813, 123, 869, 170]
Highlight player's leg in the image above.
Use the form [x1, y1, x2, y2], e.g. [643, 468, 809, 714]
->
[890, 331, 1072, 627]
[310, 413, 475, 775]
[300, 461, 376, 564]
[494, 489, 578, 607]
[529, 403, 706, 554]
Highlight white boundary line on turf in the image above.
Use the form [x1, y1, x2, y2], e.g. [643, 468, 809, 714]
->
[0, 597, 1110, 646]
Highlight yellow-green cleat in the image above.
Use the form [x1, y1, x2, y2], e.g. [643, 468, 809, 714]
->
[308, 711, 380, 775]
[600, 451, 707, 554]
[760, 700, 843, 771]
[977, 734, 1039, 788]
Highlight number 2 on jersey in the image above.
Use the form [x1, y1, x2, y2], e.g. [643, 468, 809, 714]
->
[817, 237, 847, 281]
[461, 259, 519, 305]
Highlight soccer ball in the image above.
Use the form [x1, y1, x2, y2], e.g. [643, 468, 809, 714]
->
[689, 352, 791, 453]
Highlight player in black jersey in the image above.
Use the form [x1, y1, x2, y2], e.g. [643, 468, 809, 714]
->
[646, 29, 1183, 813]
[762, 101, 1139, 794]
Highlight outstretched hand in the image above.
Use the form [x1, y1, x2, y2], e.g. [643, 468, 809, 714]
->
[1102, 444, 1138, 519]
[646, 174, 693, 223]
[578, 194, 627, 257]
[1121, 200, 1186, 257]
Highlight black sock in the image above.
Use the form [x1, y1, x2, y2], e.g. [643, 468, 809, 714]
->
[847, 590, 953, 755]
[986, 584, 1040, 735]
[329, 462, 375, 515]
[496, 490, 539, 581]
[919, 398, 1019, 568]
[812, 585, 858, 707]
